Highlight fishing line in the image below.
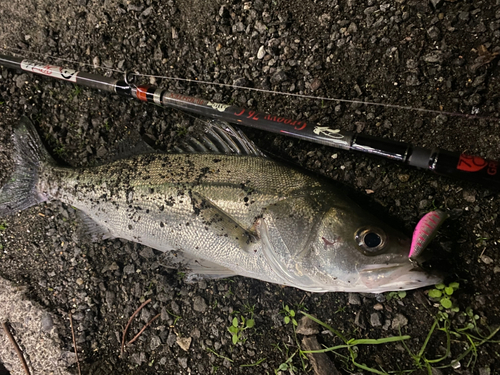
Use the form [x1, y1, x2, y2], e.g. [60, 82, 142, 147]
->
[134, 73, 499, 122]
[1, 46, 498, 122]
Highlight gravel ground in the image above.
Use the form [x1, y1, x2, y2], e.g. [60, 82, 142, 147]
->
[0, 0, 500, 374]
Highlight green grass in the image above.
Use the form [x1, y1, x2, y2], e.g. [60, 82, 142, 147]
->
[301, 311, 409, 375]
[427, 282, 460, 311]
[228, 304, 255, 345]
[288, 306, 500, 375]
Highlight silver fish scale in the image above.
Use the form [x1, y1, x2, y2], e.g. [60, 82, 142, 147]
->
[41, 153, 331, 283]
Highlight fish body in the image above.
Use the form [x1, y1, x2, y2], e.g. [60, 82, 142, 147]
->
[0, 117, 441, 293]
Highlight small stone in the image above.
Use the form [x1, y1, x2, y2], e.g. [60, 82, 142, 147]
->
[380, 3, 390, 11]
[139, 247, 155, 259]
[41, 313, 54, 332]
[463, 190, 476, 203]
[370, 312, 382, 327]
[15, 74, 28, 89]
[423, 51, 444, 64]
[150, 334, 162, 350]
[296, 315, 319, 335]
[234, 21, 245, 32]
[176, 336, 192, 351]
[123, 264, 135, 274]
[392, 314, 408, 330]
[233, 77, 247, 87]
[406, 74, 421, 86]
[257, 45, 266, 59]
[430, 0, 442, 8]
[354, 311, 365, 329]
[472, 74, 487, 87]
[318, 14, 331, 26]
[198, 279, 207, 289]
[141, 6, 152, 17]
[398, 174, 410, 183]
[270, 71, 287, 85]
[480, 255, 493, 264]
[382, 319, 391, 330]
[373, 303, 383, 311]
[171, 301, 180, 315]
[310, 78, 321, 91]
[107, 262, 120, 271]
[435, 114, 448, 126]
[406, 59, 418, 69]
[347, 22, 357, 34]
[131, 352, 143, 365]
[105, 291, 115, 308]
[419, 200, 429, 210]
[76, 278, 84, 285]
[166, 332, 177, 347]
[193, 296, 207, 313]
[458, 11, 470, 22]
[427, 26, 441, 40]
[348, 293, 361, 305]
[219, 5, 228, 17]
[191, 327, 201, 339]
[254, 21, 267, 33]
[177, 357, 188, 369]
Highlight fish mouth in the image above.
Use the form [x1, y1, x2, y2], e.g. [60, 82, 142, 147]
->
[358, 262, 443, 293]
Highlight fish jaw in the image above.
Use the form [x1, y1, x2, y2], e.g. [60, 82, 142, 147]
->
[355, 261, 443, 293]
[282, 260, 443, 293]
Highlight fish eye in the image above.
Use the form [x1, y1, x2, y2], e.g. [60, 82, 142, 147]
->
[355, 226, 386, 255]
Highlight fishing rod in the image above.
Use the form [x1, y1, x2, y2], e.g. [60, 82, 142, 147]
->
[0, 53, 498, 188]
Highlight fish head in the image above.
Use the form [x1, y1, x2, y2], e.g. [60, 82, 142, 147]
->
[297, 202, 443, 293]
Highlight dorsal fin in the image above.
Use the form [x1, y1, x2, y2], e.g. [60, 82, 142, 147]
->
[96, 131, 160, 165]
[175, 120, 266, 157]
[96, 118, 265, 162]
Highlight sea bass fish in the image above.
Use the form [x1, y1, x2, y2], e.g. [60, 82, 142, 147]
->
[0, 117, 441, 293]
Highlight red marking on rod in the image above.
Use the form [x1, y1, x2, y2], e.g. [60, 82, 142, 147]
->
[136, 86, 148, 102]
[457, 154, 488, 172]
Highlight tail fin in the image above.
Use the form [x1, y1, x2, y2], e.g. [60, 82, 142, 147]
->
[0, 116, 56, 216]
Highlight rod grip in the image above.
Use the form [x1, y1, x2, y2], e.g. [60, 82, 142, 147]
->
[433, 150, 500, 187]
[408, 148, 500, 187]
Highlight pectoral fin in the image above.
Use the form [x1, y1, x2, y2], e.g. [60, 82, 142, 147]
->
[191, 191, 258, 252]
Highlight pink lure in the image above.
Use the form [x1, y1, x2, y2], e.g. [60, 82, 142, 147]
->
[409, 210, 449, 259]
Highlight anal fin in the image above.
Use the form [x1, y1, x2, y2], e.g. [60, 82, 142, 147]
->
[76, 210, 115, 242]
[161, 250, 237, 281]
